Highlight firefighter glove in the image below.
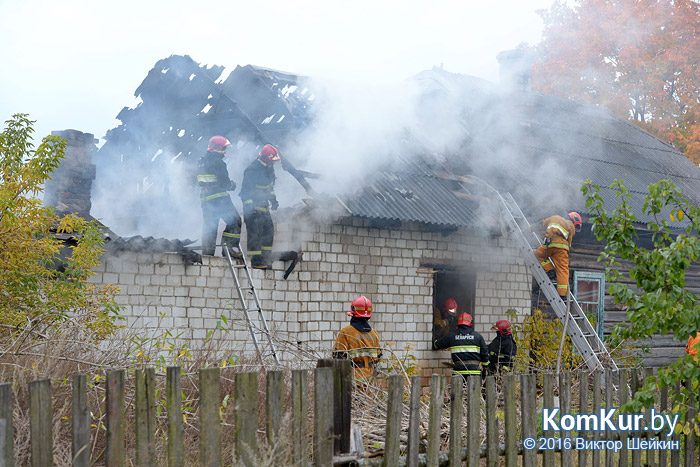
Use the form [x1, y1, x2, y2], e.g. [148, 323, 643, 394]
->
[543, 237, 552, 246]
[270, 197, 279, 210]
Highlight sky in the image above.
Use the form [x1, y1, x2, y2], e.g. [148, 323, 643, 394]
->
[0, 0, 556, 144]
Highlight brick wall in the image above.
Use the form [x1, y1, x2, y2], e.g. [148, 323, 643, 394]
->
[91, 215, 530, 378]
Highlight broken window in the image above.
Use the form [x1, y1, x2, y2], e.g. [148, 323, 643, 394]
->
[432, 268, 476, 342]
[573, 271, 606, 339]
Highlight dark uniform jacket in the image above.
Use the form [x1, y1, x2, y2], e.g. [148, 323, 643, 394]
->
[239, 159, 276, 213]
[433, 324, 488, 376]
[488, 334, 517, 374]
[197, 152, 235, 202]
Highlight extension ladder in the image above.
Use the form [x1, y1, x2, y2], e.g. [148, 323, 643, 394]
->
[222, 246, 280, 365]
[497, 192, 618, 372]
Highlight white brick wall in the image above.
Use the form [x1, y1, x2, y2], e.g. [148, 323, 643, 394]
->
[92, 216, 530, 378]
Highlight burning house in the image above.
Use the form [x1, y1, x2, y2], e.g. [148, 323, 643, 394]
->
[46, 53, 700, 376]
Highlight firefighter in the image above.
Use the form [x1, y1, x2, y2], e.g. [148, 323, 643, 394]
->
[488, 320, 518, 375]
[433, 297, 459, 340]
[686, 333, 700, 361]
[239, 144, 280, 269]
[197, 136, 242, 256]
[333, 296, 382, 380]
[433, 312, 489, 381]
[533, 212, 582, 297]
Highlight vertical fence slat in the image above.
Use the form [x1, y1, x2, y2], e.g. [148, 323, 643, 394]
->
[314, 367, 334, 467]
[448, 375, 463, 467]
[559, 371, 571, 467]
[235, 372, 258, 467]
[592, 370, 602, 467]
[671, 380, 681, 467]
[318, 358, 352, 455]
[106, 369, 125, 467]
[578, 370, 589, 467]
[136, 367, 156, 467]
[643, 368, 656, 467]
[485, 376, 498, 467]
[426, 374, 444, 467]
[167, 366, 184, 467]
[543, 373, 554, 467]
[685, 378, 697, 467]
[266, 370, 284, 451]
[619, 369, 629, 467]
[521, 374, 536, 467]
[383, 374, 403, 467]
[292, 370, 309, 466]
[631, 370, 642, 467]
[406, 375, 421, 467]
[606, 370, 615, 467]
[72, 374, 90, 467]
[29, 378, 52, 467]
[199, 367, 221, 467]
[0, 383, 14, 467]
[504, 374, 517, 467]
[659, 383, 669, 467]
[467, 376, 479, 467]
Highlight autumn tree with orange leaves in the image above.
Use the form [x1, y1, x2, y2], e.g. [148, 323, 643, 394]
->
[532, 0, 700, 163]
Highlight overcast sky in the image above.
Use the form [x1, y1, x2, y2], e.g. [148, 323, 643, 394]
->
[0, 0, 555, 144]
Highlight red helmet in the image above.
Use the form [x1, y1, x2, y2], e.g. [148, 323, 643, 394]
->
[457, 312, 472, 326]
[348, 295, 372, 318]
[569, 212, 582, 231]
[442, 298, 458, 315]
[492, 320, 513, 336]
[208, 136, 231, 153]
[258, 144, 280, 164]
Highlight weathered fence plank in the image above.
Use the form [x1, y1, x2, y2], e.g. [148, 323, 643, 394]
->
[235, 372, 259, 467]
[521, 374, 536, 467]
[485, 376, 497, 467]
[448, 375, 463, 467]
[659, 383, 668, 467]
[592, 370, 602, 467]
[579, 370, 589, 467]
[427, 374, 444, 467]
[314, 367, 334, 467]
[29, 378, 52, 467]
[631, 370, 642, 467]
[685, 378, 697, 467]
[106, 369, 125, 467]
[72, 374, 90, 467]
[291, 369, 309, 466]
[543, 373, 554, 467]
[644, 368, 656, 467]
[605, 370, 615, 467]
[318, 358, 352, 454]
[266, 370, 284, 451]
[671, 380, 681, 467]
[619, 368, 629, 467]
[504, 374, 517, 467]
[166, 366, 184, 467]
[559, 371, 571, 467]
[466, 376, 479, 467]
[406, 375, 421, 467]
[383, 374, 403, 467]
[135, 367, 156, 467]
[199, 367, 221, 467]
[0, 383, 14, 467]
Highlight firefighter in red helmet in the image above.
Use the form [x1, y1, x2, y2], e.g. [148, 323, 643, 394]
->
[333, 296, 382, 380]
[533, 212, 582, 297]
[433, 312, 489, 381]
[239, 144, 281, 269]
[488, 319, 518, 375]
[196, 136, 242, 256]
[433, 297, 459, 340]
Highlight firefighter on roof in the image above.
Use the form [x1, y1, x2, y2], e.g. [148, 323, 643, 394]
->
[333, 296, 382, 380]
[239, 144, 280, 269]
[433, 312, 489, 381]
[533, 212, 582, 297]
[488, 319, 518, 374]
[197, 136, 242, 256]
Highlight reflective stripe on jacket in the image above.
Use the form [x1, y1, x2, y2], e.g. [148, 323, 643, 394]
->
[197, 152, 234, 203]
[333, 324, 381, 379]
[543, 215, 576, 250]
[239, 158, 276, 208]
[433, 325, 488, 373]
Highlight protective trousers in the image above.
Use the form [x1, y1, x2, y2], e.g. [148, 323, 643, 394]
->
[244, 209, 274, 264]
[534, 245, 569, 296]
[201, 196, 241, 256]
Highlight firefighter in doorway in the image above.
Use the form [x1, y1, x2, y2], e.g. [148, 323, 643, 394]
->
[197, 136, 242, 256]
[433, 312, 489, 381]
[488, 320, 518, 375]
[433, 297, 459, 340]
[240, 144, 280, 269]
[333, 296, 382, 380]
[533, 212, 582, 297]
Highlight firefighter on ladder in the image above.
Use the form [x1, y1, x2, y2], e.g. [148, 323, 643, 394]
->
[197, 136, 242, 256]
[333, 296, 382, 381]
[533, 212, 583, 297]
[240, 144, 280, 269]
[433, 312, 489, 382]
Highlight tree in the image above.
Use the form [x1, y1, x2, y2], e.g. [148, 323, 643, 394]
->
[533, 0, 700, 163]
[583, 178, 700, 411]
[0, 114, 118, 341]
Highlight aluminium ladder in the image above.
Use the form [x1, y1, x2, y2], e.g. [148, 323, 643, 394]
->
[497, 192, 618, 372]
[222, 246, 280, 365]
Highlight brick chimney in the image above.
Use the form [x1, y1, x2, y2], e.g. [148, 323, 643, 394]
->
[496, 49, 535, 92]
[43, 129, 97, 218]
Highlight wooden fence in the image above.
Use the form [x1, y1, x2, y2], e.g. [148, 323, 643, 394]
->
[0, 362, 698, 466]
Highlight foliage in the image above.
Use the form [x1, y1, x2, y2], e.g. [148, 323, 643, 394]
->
[532, 0, 700, 163]
[0, 114, 118, 338]
[583, 178, 700, 409]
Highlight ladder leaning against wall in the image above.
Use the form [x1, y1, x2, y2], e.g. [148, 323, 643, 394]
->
[497, 192, 618, 372]
[222, 245, 280, 365]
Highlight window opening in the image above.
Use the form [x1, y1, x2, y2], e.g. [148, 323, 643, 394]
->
[573, 271, 605, 339]
[432, 269, 476, 343]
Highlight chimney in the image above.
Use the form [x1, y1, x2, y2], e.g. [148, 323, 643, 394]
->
[496, 49, 535, 92]
[43, 129, 97, 218]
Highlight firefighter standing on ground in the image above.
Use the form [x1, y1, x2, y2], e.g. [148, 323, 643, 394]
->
[239, 144, 280, 269]
[197, 136, 242, 256]
[433, 312, 489, 380]
[333, 296, 382, 380]
[488, 320, 518, 374]
[533, 212, 582, 297]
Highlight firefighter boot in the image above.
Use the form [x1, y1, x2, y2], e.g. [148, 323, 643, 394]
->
[546, 269, 557, 284]
[251, 255, 269, 270]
